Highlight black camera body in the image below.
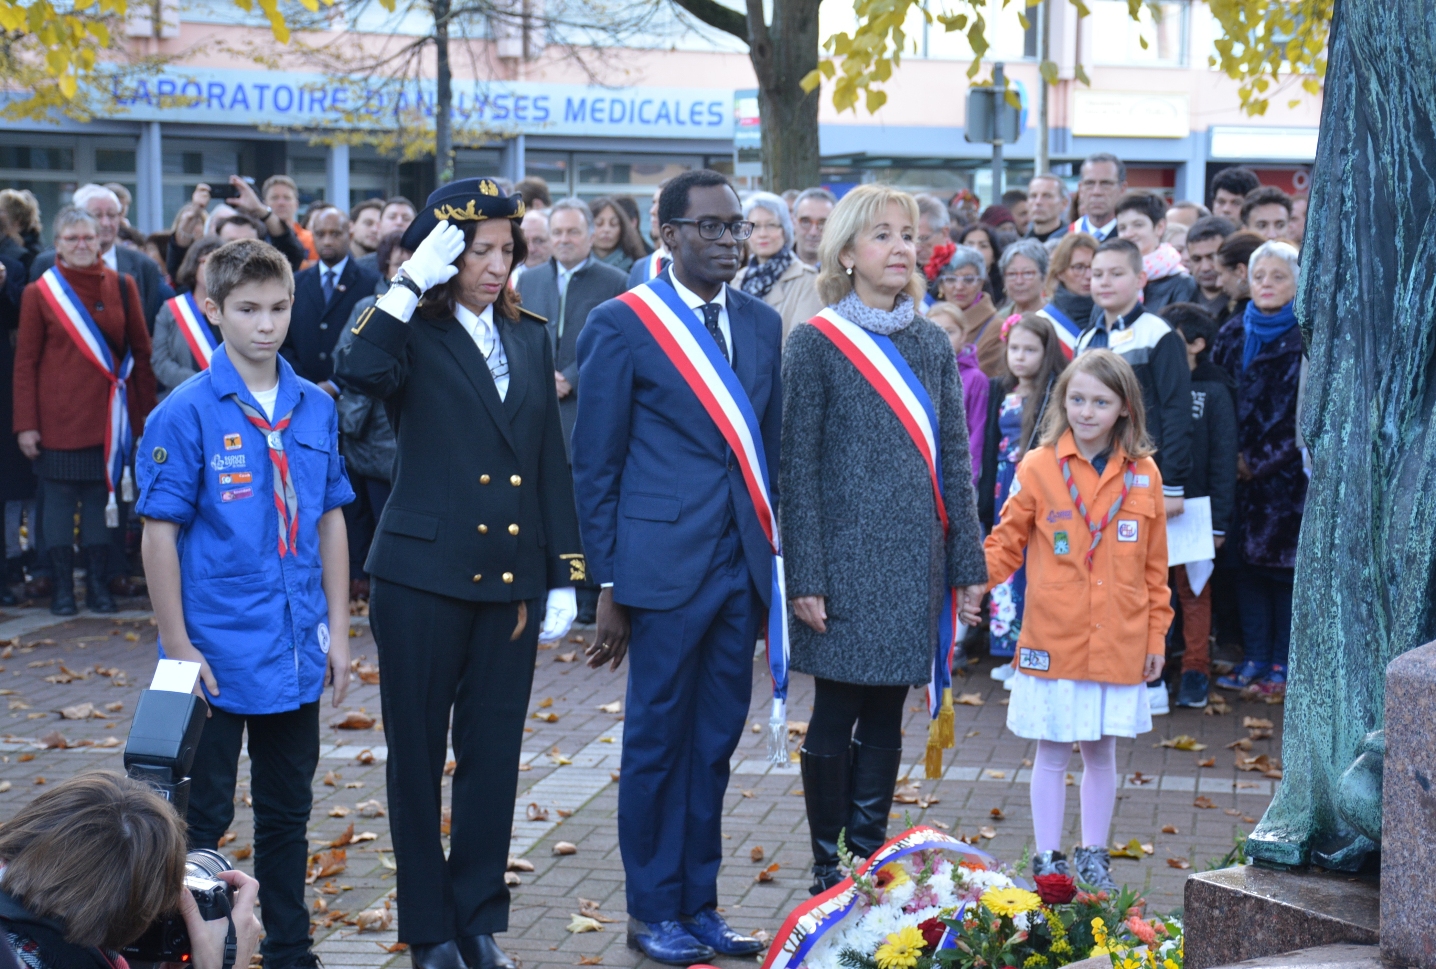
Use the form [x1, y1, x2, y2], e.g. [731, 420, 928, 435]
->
[121, 850, 236, 963]
[121, 686, 230, 964]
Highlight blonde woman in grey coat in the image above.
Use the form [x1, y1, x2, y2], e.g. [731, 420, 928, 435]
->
[780, 184, 988, 894]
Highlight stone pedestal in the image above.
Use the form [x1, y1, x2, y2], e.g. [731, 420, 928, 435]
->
[1202, 944, 1382, 969]
[1382, 641, 1436, 969]
[1183, 866, 1378, 969]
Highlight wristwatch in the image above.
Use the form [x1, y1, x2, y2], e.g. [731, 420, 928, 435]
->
[391, 271, 424, 298]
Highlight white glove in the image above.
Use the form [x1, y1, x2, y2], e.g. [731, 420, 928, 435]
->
[539, 587, 577, 643]
[400, 220, 467, 291]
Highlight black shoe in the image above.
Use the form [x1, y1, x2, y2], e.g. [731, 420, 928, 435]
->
[0, 556, 20, 606]
[84, 546, 117, 613]
[800, 745, 851, 895]
[457, 935, 513, 969]
[48, 547, 76, 616]
[847, 739, 903, 858]
[411, 941, 468, 969]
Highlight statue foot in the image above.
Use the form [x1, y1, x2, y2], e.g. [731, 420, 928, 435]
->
[1311, 832, 1379, 872]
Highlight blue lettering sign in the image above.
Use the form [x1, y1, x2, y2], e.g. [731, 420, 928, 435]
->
[564, 97, 586, 123]
[274, 85, 293, 112]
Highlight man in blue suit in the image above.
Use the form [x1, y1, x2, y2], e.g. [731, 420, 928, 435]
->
[573, 171, 781, 966]
[282, 208, 380, 386]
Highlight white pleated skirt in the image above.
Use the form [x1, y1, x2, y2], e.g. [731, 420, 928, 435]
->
[1005, 671, 1153, 742]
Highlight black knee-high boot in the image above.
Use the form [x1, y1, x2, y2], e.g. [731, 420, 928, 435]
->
[84, 545, 116, 613]
[48, 546, 76, 616]
[800, 746, 851, 894]
[847, 739, 903, 858]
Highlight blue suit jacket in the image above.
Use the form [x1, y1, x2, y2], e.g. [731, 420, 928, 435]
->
[283, 259, 381, 383]
[572, 271, 783, 611]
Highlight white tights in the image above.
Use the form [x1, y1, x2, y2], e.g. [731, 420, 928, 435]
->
[1029, 736, 1117, 853]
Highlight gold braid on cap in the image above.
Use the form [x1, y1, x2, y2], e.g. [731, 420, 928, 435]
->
[432, 180, 524, 221]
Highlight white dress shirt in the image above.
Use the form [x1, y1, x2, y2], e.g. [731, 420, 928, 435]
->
[321, 256, 349, 301]
[1076, 215, 1118, 240]
[669, 272, 732, 363]
[556, 256, 588, 297]
[101, 246, 118, 271]
[454, 300, 510, 401]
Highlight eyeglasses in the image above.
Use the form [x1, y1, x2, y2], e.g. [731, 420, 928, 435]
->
[1066, 264, 1092, 275]
[668, 218, 755, 241]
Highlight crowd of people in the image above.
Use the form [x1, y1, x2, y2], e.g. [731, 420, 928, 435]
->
[0, 156, 1309, 969]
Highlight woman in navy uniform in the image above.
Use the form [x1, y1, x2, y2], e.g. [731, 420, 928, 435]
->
[334, 180, 585, 969]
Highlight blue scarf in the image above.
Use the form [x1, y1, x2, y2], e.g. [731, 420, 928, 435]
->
[1242, 300, 1298, 371]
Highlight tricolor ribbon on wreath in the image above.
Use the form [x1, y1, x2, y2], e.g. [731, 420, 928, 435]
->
[807, 307, 961, 779]
[38, 268, 135, 528]
[617, 276, 792, 766]
[167, 292, 220, 370]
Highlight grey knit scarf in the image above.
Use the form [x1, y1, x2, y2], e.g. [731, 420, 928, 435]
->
[833, 289, 915, 336]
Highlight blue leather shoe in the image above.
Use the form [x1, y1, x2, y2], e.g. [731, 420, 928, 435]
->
[626, 919, 716, 966]
[682, 908, 765, 957]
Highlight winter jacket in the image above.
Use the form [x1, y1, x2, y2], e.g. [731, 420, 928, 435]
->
[1185, 360, 1238, 535]
[956, 343, 989, 484]
[1076, 307, 1193, 498]
[977, 373, 1057, 528]
[734, 256, 824, 341]
[985, 430, 1173, 683]
[1142, 272, 1199, 315]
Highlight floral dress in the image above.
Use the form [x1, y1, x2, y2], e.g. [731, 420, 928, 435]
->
[988, 391, 1027, 657]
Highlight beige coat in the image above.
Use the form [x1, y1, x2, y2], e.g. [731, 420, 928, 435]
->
[734, 256, 824, 340]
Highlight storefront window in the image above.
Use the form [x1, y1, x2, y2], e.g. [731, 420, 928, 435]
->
[95, 149, 136, 173]
[575, 153, 698, 188]
[0, 146, 74, 171]
[454, 148, 502, 180]
[1089, 0, 1188, 66]
[526, 151, 570, 195]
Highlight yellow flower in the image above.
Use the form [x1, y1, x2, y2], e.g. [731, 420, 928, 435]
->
[874, 926, 926, 969]
[981, 887, 1043, 918]
[877, 862, 911, 889]
[1090, 946, 1110, 959]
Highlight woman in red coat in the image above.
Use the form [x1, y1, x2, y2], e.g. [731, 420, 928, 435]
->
[12, 207, 155, 615]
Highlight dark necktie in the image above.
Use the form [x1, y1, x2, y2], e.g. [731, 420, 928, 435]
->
[702, 302, 729, 362]
[322, 268, 336, 304]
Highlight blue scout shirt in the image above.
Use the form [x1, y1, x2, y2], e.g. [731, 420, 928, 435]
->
[136, 347, 355, 715]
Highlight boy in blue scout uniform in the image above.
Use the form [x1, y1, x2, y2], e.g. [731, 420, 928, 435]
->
[136, 239, 355, 969]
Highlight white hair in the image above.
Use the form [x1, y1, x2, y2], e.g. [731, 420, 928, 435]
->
[743, 191, 793, 249]
[71, 183, 121, 214]
[550, 197, 594, 233]
[1249, 239, 1300, 278]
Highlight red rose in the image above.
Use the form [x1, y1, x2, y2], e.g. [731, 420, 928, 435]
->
[918, 917, 947, 950]
[1033, 873, 1077, 905]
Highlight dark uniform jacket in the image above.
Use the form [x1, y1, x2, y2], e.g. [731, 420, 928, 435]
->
[332, 300, 585, 603]
[284, 258, 382, 383]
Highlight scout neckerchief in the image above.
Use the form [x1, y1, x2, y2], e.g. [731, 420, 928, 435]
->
[616, 275, 790, 766]
[167, 292, 219, 370]
[1060, 451, 1134, 569]
[807, 306, 960, 779]
[229, 396, 299, 557]
[37, 267, 135, 528]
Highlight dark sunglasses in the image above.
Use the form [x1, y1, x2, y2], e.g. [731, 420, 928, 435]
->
[668, 218, 755, 241]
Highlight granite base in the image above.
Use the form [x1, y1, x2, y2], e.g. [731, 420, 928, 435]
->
[1200, 944, 1382, 969]
[1382, 641, 1436, 969]
[1183, 866, 1378, 969]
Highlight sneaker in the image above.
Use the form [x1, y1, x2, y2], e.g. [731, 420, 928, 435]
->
[1216, 661, 1269, 691]
[1176, 670, 1210, 708]
[1257, 664, 1287, 696]
[1147, 682, 1169, 716]
[991, 663, 1016, 682]
[1032, 850, 1070, 877]
[1072, 845, 1118, 892]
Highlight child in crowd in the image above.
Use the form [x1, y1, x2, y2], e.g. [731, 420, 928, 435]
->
[1159, 303, 1237, 707]
[136, 239, 355, 969]
[928, 300, 989, 484]
[977, 314, 1068, 672]
[1114, 190, 1198, 315]
[1077, 239, 1192, 713]
[962, 350, 1172, 892]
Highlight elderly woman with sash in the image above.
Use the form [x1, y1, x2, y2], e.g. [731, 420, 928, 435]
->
[781, 184, 987, 894]
[13, 206, 154, 617]
[152, 235, 225, 397]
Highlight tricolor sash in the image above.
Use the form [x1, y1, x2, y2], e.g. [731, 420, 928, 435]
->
[639, 249, 668, 284]
[37, 268, 134, 527]
[807, 308, 960, 778]
[168, 292, 219, 370]
[1038, 303, 1080, 360]
[760, 826, 995, 969]
[616, 276, 791, 766]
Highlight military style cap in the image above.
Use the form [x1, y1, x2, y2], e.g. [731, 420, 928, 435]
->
[401, 177, 526, 251]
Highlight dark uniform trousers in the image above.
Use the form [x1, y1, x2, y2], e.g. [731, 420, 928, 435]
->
[371, 581, 541, 942]
[619, 521, 763, 922]
[187, 702, 320, 969]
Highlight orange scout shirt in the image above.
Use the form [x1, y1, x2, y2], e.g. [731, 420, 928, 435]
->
[984, 430, 1173, 685]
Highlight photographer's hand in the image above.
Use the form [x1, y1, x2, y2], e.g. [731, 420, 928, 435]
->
[176, 869, 260, 969]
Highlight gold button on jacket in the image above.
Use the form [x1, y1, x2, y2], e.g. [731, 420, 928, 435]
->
[508, 524, 519, 535]
[480, 474, 490, 484]
[510, 475, 522, 486]
[472, 574, 483, 583]
[502, 572, 514, 583]
[477, 524, 488, 534]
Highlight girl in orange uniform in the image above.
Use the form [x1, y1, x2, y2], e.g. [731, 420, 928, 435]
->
[961, 349, 1173, 892]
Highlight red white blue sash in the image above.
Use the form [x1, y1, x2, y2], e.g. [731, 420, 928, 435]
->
[37, 268, 135, 526]
[1038, 303, 1080, 360]
[807, 307, 960, 777]
[617, 276, 791, 765]
[168, 292, 218, 370]
[639, 249, 668, 283]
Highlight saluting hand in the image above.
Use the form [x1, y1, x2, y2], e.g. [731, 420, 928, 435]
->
[399, 220, 467, 292]
[586, 587, 630, 671]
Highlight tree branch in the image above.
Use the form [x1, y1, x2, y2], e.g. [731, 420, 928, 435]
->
[668, 0, 747, 42]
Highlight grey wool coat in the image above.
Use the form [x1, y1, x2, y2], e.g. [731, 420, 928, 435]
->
[780, 312, 988, 686]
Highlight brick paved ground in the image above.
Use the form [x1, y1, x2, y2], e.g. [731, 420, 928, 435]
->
[0, 607, 1282, 969]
